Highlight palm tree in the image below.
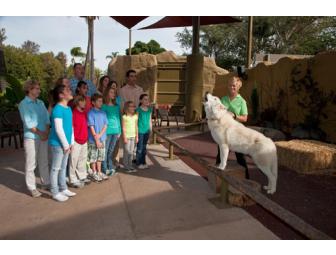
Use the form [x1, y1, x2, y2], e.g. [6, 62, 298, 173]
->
[106, 51, 119, 60]
[70, 47, 85, 64]
[82, 16, 97, 81]
[21, 40, 40, 54]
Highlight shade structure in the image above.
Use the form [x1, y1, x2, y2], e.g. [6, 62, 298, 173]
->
[139, 16, 241, 29]
[110, 16, 149, 29]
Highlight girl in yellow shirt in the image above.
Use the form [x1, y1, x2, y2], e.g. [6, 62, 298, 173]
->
[122, 101, 138, 172]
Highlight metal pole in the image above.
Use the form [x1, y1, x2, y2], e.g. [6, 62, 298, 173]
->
[192, 16, 200, 54]
[129, 29, 132, 55]
[246, 16, 253, 68]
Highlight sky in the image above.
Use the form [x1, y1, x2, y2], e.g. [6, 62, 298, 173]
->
[0, 16, 187, 71]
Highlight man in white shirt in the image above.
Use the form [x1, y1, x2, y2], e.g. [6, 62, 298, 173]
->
[119, 69, 144, 110]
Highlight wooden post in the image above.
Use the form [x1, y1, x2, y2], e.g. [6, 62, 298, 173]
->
[220, 178, 229, 203]
[153, 132, 157, 145]
[169, 143, 174, 160]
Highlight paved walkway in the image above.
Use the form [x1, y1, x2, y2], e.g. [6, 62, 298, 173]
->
[0, 143, 278, 239]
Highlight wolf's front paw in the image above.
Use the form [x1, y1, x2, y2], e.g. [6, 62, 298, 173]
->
[218, 164, 226, 170]
[263, 185, 270, 191]
[267, 189, 276, 194]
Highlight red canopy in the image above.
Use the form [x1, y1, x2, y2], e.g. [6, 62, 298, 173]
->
[110, 16, 149, 29]
[139, 16, 241, 29]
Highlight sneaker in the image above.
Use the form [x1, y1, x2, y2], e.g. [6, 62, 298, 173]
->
[100, 172, 108, 180]
[61, 189, 77, 197]
[109, 169, 117, 176]
[92, 172, 102, 182]
[52, 193, 69, 202]
[31, 189, 42, 198]
[143, 164, 149, 169]
[69, 182, 84, 189]
[126, 167, 137, 173]
[81, 178, 91, 185]
[137, 164, 146, 169]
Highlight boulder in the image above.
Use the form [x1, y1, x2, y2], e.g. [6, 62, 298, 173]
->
[249, 126, 287, 141]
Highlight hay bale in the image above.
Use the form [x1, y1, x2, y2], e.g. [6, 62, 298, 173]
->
[275, 139, 336, 174]
[228, 180, 261, 207]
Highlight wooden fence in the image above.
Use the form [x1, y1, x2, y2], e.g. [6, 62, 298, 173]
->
[152, 121, 332, 240]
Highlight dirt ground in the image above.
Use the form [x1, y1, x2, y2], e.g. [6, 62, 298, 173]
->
[170, 132, 336, 240]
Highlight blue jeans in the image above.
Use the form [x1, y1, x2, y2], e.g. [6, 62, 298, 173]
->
[50, 146, 69, 195]
[136, 132, 150, 165]
[103, 134, 119, 172]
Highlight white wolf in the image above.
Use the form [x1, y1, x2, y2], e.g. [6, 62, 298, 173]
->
[203, 93, 278, 194]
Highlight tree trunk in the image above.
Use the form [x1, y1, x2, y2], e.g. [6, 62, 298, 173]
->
[90, 18, 94, 82]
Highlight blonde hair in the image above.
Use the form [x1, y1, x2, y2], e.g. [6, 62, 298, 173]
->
[228, 76, 242, 90]
[123, 100, 135, 115]
[23, 80, 39, 95]
[73, 95, 86, 106]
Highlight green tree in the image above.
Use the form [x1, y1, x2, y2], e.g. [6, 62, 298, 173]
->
[55, 51, 67, 74]
[0, 28, 7, 46]
[125, 40, 165, 55]
[39, 52, 63, 88]
[70, 46, 86, 64]
[21, 40, 40, 54]
[3, 45, 44, 82]
[176, 17, 336, 70]
[147, 40, 166, 54]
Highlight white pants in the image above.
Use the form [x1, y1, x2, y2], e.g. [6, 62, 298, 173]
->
[69, 142, 88, 183]
[24, 138, 50, 191]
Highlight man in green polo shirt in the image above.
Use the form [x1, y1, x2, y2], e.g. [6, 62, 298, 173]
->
[216, 76, 250, 179]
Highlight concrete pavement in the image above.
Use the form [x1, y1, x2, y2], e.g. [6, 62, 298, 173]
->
[0, 143, 278, 239]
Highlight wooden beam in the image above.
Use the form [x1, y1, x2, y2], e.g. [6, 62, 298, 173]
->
[152, 125, 333, 240]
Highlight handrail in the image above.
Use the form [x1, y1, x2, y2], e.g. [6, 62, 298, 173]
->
[152, 124, 333, 240]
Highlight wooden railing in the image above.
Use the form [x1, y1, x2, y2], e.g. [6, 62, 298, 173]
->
[152, 121, 332, 240]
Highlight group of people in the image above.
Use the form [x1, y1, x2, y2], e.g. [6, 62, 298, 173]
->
[18, 64, 151, 202]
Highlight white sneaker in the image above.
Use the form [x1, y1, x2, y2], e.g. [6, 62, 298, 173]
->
[143, 164, 149, 169]
[100, 172, 108, 180]
[138, 164, 145, 169]
[61, 189, 76, 197]
[92, 172, 101, 182]
[53, 193, 69, 202]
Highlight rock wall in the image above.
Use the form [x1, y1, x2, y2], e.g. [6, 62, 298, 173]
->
[108, 51, 228, 102]
[213, 51, 336, 143]
[107, 53, 157, 100]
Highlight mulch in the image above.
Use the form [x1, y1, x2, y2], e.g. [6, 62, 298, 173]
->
[164, 132, 336, 240]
